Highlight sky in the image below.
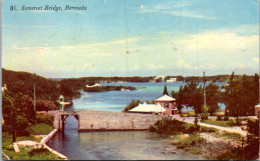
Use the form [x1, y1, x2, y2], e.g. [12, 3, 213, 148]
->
[2, 0, 259, 78]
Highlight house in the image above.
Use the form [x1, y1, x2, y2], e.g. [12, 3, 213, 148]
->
[128, 102, 165, 115]
[155, 94, 178, 115]
[166, 78, 177, 83]
[129, 95, 178, 116]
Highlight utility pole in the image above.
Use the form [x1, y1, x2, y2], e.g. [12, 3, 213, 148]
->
[203, 71, 206, 112]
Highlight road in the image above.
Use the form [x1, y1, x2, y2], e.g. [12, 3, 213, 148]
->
[174, 116, 247, 136]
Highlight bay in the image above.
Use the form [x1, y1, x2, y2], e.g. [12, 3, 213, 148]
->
[71, 82, 226, 112]
[47, 82, 226, 160]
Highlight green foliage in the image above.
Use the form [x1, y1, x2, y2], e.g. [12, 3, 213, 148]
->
[2, 132, 62, 160]
[205, 83, 220, 115]
[175, 134, 204, 151]
[222, 72, 259, 118]
[27, 123, 53, 135]
[163, 85, 169, 95]
[247, 119, 259, 136]
[36, 100, 58, 111]
[123, 99, 141, 112]
[200, 126, 217, 133]
[149, 118, 201, 135]
[171, 81, 204, 114]
[2, 68, 61, 103]
[201, 112, 208, 121]
[2, 68, 83, 104]
[35, 113, 54, 126]
[202, 118, 242, 127]
[2, 91, 36, 141]
[171, 89, 185, 112]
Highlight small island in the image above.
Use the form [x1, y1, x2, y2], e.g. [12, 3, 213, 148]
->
[84, 84, 136, 92]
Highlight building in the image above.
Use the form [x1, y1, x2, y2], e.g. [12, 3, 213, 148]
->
[166, 78, 177, 83]
[154, 75, 165, 82]
[155, 94, 178, 115]
[128, 102, 166, 115]
[129, 95, 178, 116]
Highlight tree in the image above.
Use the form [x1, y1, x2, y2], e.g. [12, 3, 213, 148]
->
[171, 87, 185, 112]
[2, 91, 35, 142]
[36, 100, 58, 111]
[171, 81, 203, 115]
[222, 72, 259, 125]
[205, 83, 220, 115]
[163, 85, 169, 95]
[183, 81, 204, 115]
[123, 99, 141, 112]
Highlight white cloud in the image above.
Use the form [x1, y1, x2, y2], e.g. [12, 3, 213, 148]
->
[5, 37, 141, 57]
[136, 2, 219, 20]
[179, 30, 259, 52]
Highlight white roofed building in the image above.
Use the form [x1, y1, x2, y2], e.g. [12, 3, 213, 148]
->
[128, 102, 166, 115]
[128, 95, 178, 116]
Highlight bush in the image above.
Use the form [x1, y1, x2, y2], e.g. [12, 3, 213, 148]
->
[35, 113, 53, 126]
[217, 115, 223, 121]
[224, 116, 229, 121]
[201, 113, 208, 121]
[186, 125, 200, 134]
[247, 119, 259, 136]
[194, 117, 198, 125]
[149, 118, 185, 135]
[150, 118, 201, 135]
[200, 127, 217, 133]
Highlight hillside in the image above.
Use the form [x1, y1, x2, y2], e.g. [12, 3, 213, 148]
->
[2, 68, 80, 104]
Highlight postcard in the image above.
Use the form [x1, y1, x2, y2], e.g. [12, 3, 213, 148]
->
[1, 0, 259, 160]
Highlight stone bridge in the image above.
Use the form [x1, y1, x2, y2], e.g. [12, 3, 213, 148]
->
[78, 110, 166, 132]
[41, 110, 166, 131]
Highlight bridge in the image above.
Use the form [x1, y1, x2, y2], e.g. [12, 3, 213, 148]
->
[59, 111, 80, 131]
[42, 110, 166, 131]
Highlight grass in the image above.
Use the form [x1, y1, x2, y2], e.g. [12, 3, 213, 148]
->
[3, 146, 62, 160]
[170, 132, 256, 160]
[28, 123, 53, 135]
[171, 134, 204, 155]
[2, 123, 63, 160]
[210, 131, 242, 140]
[201, 118, 242, 127]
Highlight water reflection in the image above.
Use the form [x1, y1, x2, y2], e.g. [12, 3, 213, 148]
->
[47, 116, 203, 160]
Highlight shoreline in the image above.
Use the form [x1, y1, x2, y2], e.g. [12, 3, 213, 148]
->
[41, 129, 68, 160]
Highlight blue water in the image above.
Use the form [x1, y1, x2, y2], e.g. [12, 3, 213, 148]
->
[71, 82, 226, 112]
[47, 116, 203, 160]
[48, 82, 226, 160]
